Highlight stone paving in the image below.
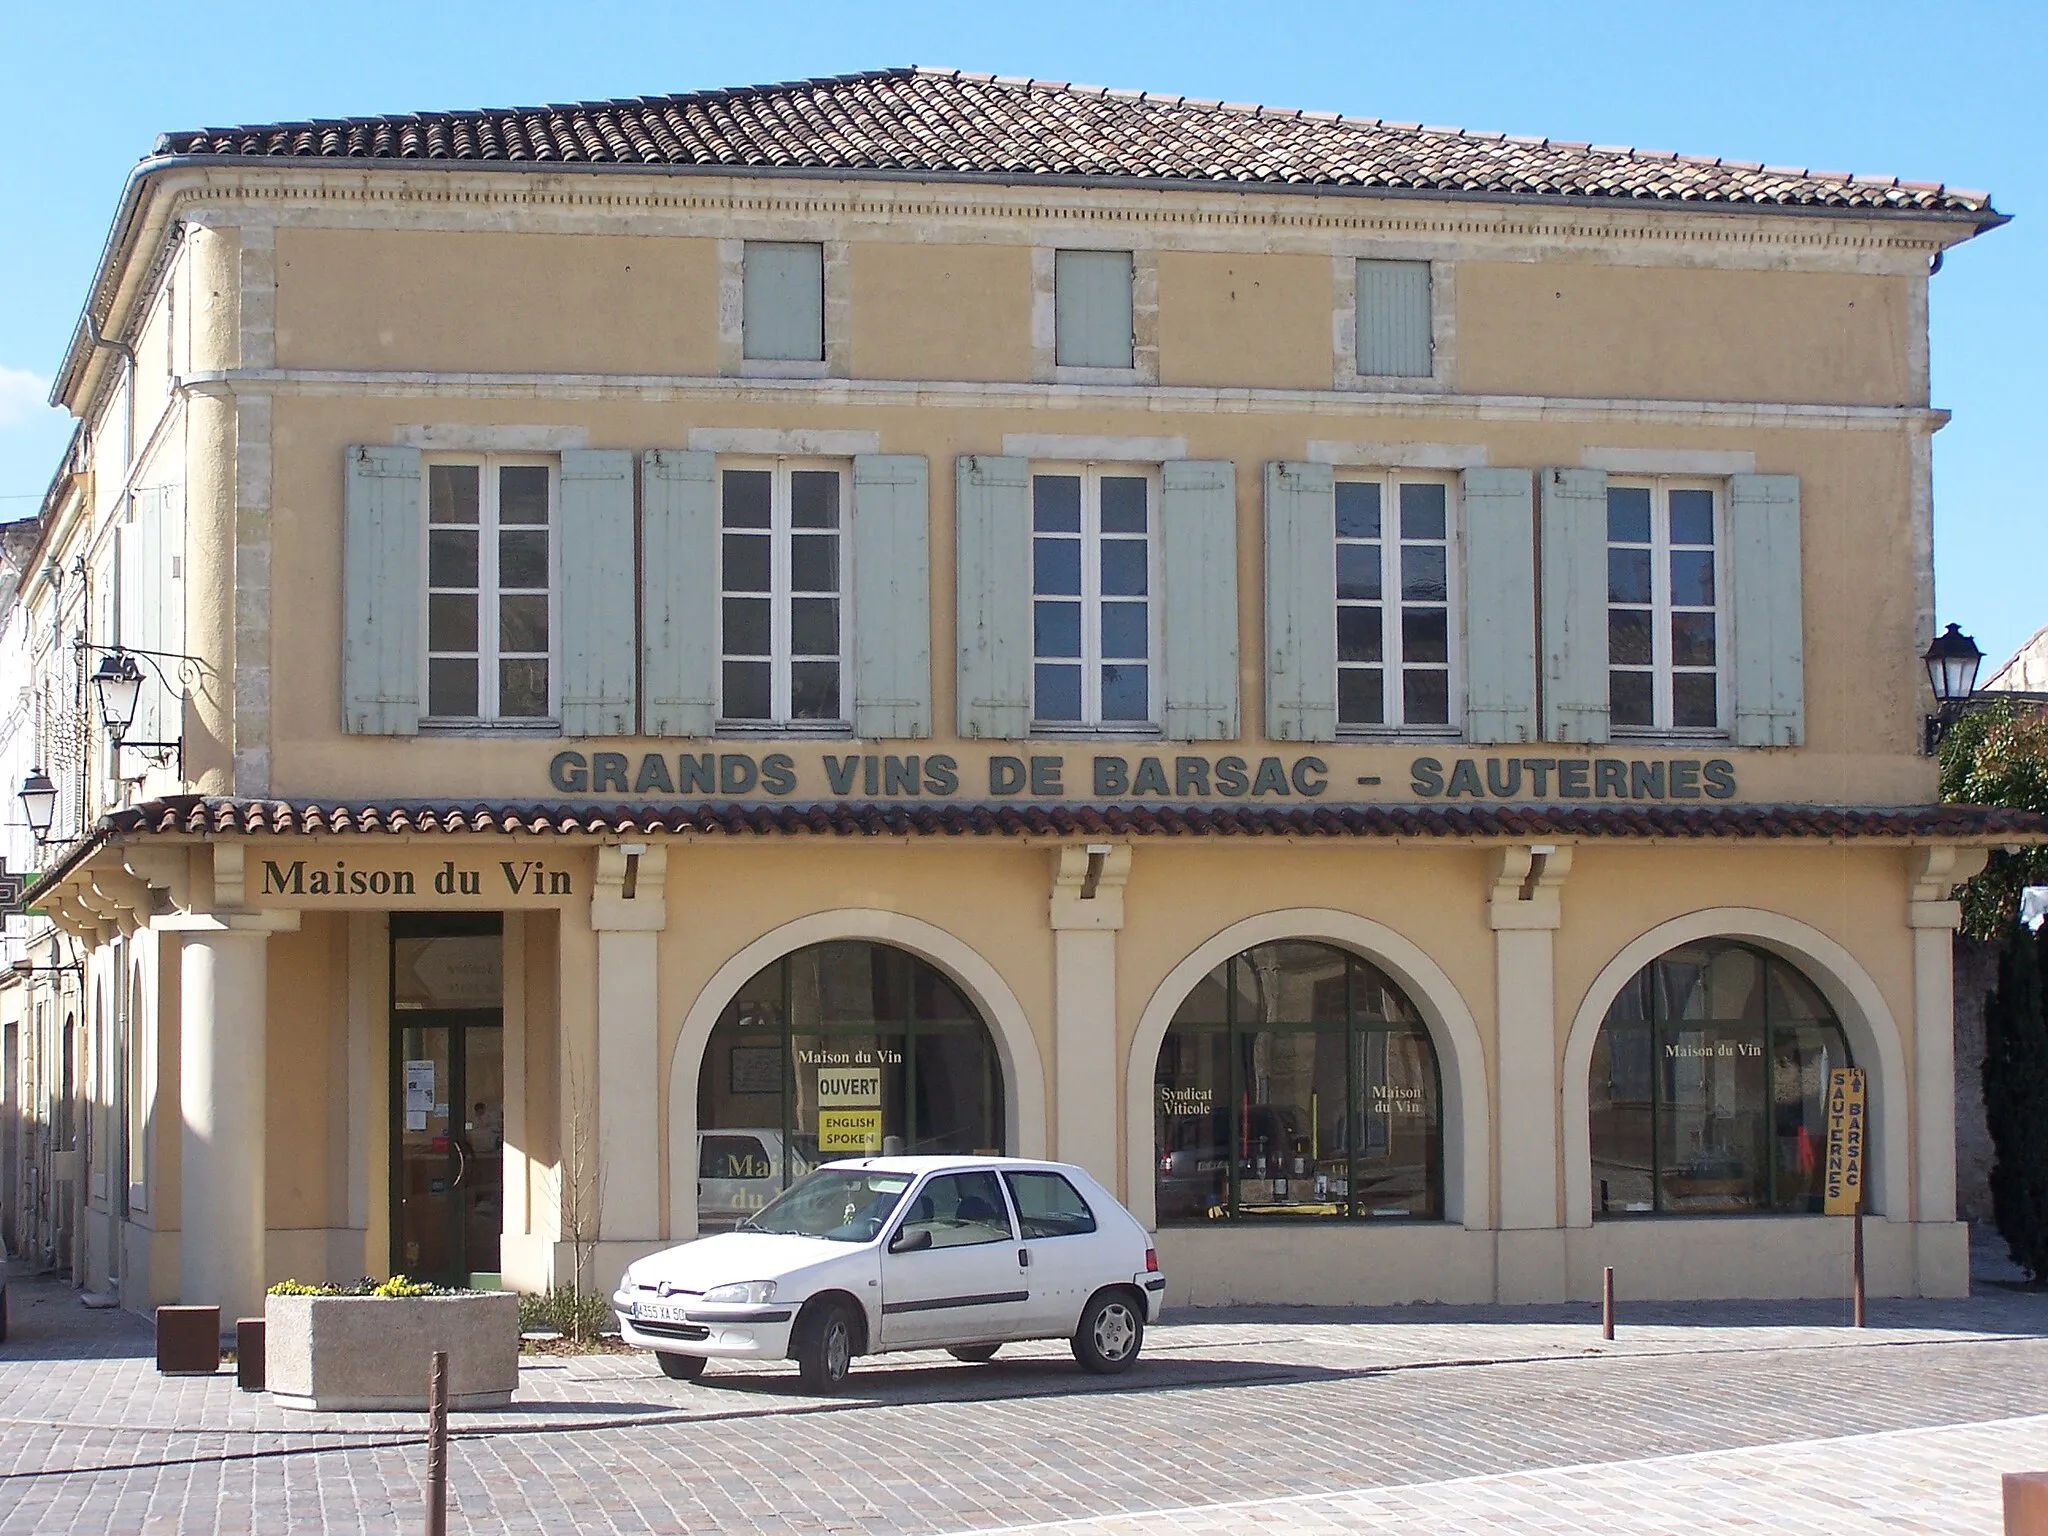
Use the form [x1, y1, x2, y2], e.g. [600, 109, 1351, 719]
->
[3, 1255, 2046, 1532]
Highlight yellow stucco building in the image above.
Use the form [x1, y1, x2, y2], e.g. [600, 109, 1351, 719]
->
[3, 69, 2032, 1327]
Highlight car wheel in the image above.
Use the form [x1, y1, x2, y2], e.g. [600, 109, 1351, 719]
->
[655, 1351, 706, 1382]
[795, 1299, 857, 1393]
[946, 1343, 1000, 1364]
[1071, 1289, 1144, 1374]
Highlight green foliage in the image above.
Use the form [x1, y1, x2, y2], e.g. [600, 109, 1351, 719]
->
[266, 1274, 451, 1298]
[1937, 698, 2048, 937]
[1983, 926, 2048, 1282]
[517, 1286, 617, 1344]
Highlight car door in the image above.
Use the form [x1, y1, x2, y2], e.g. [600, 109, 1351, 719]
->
[879, 1171, 1031, 1349]
[1002, 1168, 1107, 1337]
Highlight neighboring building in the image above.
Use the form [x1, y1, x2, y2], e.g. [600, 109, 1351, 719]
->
[1980, 626, 2048, 698]
[8, 69, 2035, 1327]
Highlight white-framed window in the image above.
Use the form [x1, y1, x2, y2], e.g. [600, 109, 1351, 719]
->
[424, 456, 556, 723]
[1335, 472, 1457, 730]
[719, 459, 848, 726]
[1606, 479, 1724, 732]
[1054, 250, 1135, 370]
[1031, 464, 1160, 728]
[743, 241, 825, 363]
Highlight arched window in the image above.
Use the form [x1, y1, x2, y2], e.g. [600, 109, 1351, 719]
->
[1154, 941, 1442, 1224]
[698, 942, 1003, 1229]
[1590, 940, 1850, 1217]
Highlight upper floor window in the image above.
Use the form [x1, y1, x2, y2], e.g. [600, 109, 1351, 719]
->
[1054, 250, 1135, 370]
[1607, 480, 1722, 732]
[425, 457, 554, 723]
[1032, 466, 1158, 728]
[1356, 259, 1433, 379]
[720, 461, 846, 726]
[1336, 473, 1456, 731]
[743, 241, 825, 363]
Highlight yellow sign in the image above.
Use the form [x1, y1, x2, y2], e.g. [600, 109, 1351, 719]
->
[819, 1110, 883, 1155]
[1824, 1066, 1867, 1216]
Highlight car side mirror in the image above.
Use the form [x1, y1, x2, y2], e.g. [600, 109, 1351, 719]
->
[889, 1227, 933, 1254]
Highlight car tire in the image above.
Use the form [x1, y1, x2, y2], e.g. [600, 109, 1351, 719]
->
[946, 1343, 1000, 1364]
[655, 1351, 706, 1381]
[1071, 1289, 1144, 1374]
[795, 1299, 858, 1393]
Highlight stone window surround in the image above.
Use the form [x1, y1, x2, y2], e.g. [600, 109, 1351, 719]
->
[1333, 246, 1456, 394]
[718, 238, 852, 379]
[1031, 245, 1161, 386]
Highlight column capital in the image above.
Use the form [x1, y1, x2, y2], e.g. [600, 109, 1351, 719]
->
[1050, 843, 1131, 931]
[1488, 844, 1572, 931]
[591, 843, 668, 931]
[1907, 846, 1989, 930]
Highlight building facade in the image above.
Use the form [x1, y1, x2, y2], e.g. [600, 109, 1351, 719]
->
[3, 69, 2031, 1328]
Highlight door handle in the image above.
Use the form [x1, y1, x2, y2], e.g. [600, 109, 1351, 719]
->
[1018, 1247, 1031, 1268]
[450, 1139, 470, 1190]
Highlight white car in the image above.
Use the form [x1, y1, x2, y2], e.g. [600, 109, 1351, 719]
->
[613, 1155, 1166, 1391]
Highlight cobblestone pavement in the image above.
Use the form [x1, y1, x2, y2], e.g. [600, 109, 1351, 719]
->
[4, 1259, 2046, 1533]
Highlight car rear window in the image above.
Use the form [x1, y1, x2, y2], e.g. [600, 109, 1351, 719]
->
[1004, 1171, 1098, 1238]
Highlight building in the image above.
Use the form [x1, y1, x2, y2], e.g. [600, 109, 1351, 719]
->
[2, 68, 2033, 1328]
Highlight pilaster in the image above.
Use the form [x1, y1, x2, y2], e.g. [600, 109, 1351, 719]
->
[1906, 846, 1987, 1295]
[1050, 843, 1131, 1195]
[591, 844, 667, 1263]
[1488, 843, 1572, 1302]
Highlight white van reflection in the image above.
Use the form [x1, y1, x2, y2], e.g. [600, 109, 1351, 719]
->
[697, 1130, 815, 1229]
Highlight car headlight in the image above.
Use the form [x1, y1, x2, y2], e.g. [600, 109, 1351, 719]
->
[701, 1280, 778, 1306]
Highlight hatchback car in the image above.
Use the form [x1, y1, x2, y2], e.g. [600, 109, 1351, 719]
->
[613, 1155, 1165, 1391]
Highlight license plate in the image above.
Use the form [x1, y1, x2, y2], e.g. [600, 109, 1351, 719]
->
[633, 1300, 694, 1323]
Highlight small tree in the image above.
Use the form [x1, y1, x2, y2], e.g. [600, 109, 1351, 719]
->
[1983, 924, 2048, 1282]
[1938, 698, 2048, 937]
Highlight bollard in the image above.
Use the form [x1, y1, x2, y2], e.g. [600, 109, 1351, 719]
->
[235, 1318, 266, 1392]
[2005, 1470, 2048, 1535]
[1853, 1203, 1867, 1329]
[425, 1350, 449, 1536]
[1602, 1266, 1615, 1341]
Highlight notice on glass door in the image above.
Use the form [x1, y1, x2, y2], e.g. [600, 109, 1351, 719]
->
[405, 1060, 437, 1133]
[816, 1065, 882, 1155]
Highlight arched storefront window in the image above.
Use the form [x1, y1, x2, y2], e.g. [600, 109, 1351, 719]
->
[1154, 941, 1442, 1224]
[698, 942, 1004, 1229]
[1590, 940, 1851, 1217]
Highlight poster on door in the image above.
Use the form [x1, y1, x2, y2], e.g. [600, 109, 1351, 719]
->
[404, 1060, 436, 1133]
[816, 1064, 883, 1155]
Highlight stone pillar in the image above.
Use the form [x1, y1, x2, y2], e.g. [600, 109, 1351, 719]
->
[1488, 844, 1572, 1303]
[1907, 846, 1986, 1296]
[1049, 844, 1132, 1196]
[590, 844, 666, 1290]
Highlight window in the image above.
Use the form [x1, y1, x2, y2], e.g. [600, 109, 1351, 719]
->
[899, 1171, 1014, 1250]
[1032, 467, 1158, 728]
[1155, 942, 1442, 1224]
[1607, 481, 1722, 732]
[1590, 941, 1851, 1216]
[742, 241, 824, 362]
[1356, 259, 1433, 378]
[1335, 474, 1455, 730]
[720, 462, 847, 726]
[1055, 250, 1135, 370]
[425, 458, 554, 723]
[1004, 1170, 1097, 1238]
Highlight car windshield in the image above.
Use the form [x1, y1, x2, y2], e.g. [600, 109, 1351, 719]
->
[742, 1169, 914, 1242]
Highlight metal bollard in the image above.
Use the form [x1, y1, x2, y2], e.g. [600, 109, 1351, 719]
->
[1853, 1203, 1867, 1329]
[1602, 1266, 1615, 1341]
[426, 1350, 449, 1536]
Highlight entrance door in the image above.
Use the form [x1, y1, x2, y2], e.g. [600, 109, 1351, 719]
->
[396, 1011, 504, 1288]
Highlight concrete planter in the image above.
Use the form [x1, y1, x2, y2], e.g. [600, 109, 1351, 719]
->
[264, 1292, 520, 1411]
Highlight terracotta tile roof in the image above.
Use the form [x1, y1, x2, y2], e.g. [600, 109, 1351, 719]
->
[155, 67, 1995, 218]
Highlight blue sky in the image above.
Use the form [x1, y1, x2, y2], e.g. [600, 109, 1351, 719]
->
[2, 1, 2040, 663]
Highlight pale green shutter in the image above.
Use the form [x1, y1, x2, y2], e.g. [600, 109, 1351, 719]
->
[851, 454, 932, 738]
[642, 449, 719, 737]
[1729, 474, 1804, 746]
[557, 449, 637, 736]
[1055, 250, 1135, 369]
[1461, 468, 1537, 744]
[743, 242, 824, 362]
[123, 489, 160, 743]
[1540, 467, 1610, 744]
[1162, 460, 1239, 739]
[955, 454, 1032, 738]
[1263, 460, 1338, 743]
[342, 444, 423, 735]
[1357, 260, 1433, 378]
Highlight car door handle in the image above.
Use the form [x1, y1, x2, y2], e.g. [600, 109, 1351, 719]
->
[1018, 1248, 1031, 1268]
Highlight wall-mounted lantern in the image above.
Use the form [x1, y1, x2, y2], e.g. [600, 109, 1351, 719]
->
[1922, 623, 1985, 755]
[18, 770, 57, 843]
[84, 645, 185, 769]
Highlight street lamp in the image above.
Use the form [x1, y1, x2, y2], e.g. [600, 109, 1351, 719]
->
[89, 651, 144, 740]
[18, 770, 57, 843]
[1923, 623, 1986, 754]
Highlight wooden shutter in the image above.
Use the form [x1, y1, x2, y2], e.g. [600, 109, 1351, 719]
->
[1055, 250, 1135, 369]
[642, 449, 719, 737]
[1728, 474, 1805, 746]
[341, 444, 423, 735]
[1357, 260, 1433, 378]
[1540, 467, 1610, 744]
[557, 449, 637, 736]
[743, 242, 824, 362]
[1263, 460, 1338, 743]
[955, 454, 1032, 739]
[1461, 467, 1538, 744]
[121, 489, 160, 744]
[1161, 460, 1239, 740]
[851, 454, 932, 739]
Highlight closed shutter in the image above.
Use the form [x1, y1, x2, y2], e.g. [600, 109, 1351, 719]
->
[642, 449, 719, 737]
[162, 483, 186, 744]
[1728, 474, 1804, 746]
[1054, 250, 1135, 369]
[122, 489, 159, 744]
[955, 454, 1032, 738]
[1539, 467, 1610, 744]
[1263, 460, 1338, 743]
[851, 454, 932, 738]
[1161, 459, 1239, 739]
[1357, 260, 1433, 378]
[743, 242, 824, 362]
[342, 444, 424, 735]
[1461, 467, 1537, 744]
[557, 449, 637, 736]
